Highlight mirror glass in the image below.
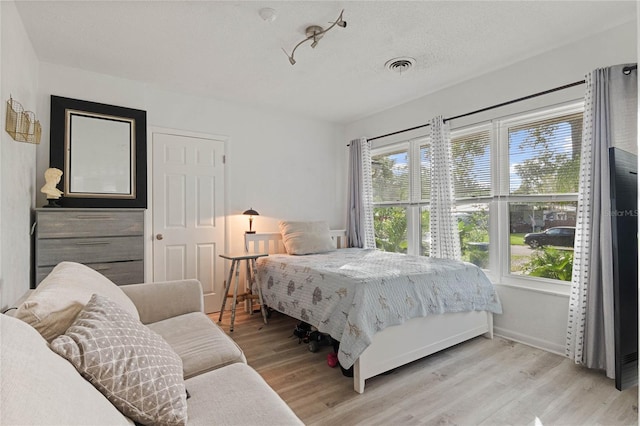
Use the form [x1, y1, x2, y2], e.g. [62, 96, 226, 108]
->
[67, 111, 134, 197]
[50, 95, 147, 208]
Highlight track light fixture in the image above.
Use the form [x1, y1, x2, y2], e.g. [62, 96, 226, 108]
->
[282, 10, 347, 65]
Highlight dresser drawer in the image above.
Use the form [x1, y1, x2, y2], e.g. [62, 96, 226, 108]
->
[37, 236, 143, 267]
[37, 210, 143, 238]
[34, 208, 145, 288]
[37, 260, 144, 286]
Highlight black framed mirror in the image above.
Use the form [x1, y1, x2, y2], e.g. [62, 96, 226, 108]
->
[50, 95, 147, 208]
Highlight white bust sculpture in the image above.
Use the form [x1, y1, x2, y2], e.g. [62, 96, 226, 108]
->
[41, 168, 63, 200]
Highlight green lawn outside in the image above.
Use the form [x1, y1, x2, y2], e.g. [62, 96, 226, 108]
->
[510, 233, 525, 246]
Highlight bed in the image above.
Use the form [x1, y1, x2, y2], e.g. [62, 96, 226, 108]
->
[245, 229, 502, 393]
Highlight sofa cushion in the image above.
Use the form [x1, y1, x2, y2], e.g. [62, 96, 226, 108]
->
[147, 312, 246, 379]
[121, 279, 204, 325]
[0, 313, 132, 426]
[14, 261, 139, 342]
[185, 363, 303, 425]
[51, 294, 187, 426]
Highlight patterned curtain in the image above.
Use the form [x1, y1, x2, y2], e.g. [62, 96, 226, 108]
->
[429, 116, 461, 260]
[346, 138, 375, 249]
[566, 64, 638, 378]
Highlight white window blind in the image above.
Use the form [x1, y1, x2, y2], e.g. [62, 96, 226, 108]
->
[372, 150, 409, 203]
[419, 144, 431, 201]
[507, 112, 582, 195]
[451, 130, 491, 200]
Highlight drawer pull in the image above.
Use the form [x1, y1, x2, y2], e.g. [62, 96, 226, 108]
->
[75, 241, 111, 246]
[75, 215, 113, 220]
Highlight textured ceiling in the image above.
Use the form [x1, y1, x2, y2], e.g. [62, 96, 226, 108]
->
[15, 1, 637, 123]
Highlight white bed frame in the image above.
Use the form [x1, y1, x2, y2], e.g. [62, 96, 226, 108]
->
[245, 230, 494, 393]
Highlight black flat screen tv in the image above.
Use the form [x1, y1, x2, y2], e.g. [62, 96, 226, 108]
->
[609, 147, 638, 391]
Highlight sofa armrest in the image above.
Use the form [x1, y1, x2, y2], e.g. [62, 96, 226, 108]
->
[121, 279, 204, 324]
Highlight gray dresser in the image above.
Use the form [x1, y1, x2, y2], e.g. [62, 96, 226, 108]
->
[35, 208, 144, 286]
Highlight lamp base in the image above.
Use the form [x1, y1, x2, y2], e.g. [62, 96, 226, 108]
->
[245, 231, 256, 234]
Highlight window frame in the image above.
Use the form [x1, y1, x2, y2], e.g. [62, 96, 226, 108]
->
[371, 137, 428, 256]
[495, 101, 583, 293]
[449, 123, 493, 273]
[370, 100, 584, 295]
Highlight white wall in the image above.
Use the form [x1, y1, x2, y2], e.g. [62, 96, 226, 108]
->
[345, 20, 638, 354]
[34, 63, 345, 281]
[0, 1, 39, 310]
[0, 0, 346, 308]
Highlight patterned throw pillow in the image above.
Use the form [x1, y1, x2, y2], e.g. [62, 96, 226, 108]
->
[51, 294, 187, 426]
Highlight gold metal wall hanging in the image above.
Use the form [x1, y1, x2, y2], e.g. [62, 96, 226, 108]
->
[5, 96, 41, 144]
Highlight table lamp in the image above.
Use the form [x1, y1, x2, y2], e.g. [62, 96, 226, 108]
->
[243, 208, 259, 234]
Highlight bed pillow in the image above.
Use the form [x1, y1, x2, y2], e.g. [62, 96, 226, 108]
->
[279, 220, 335, 255]
[14, 261, 139, 342]
[50, 293, 187, 426]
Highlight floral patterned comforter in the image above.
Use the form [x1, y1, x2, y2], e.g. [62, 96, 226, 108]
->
[256, 248, 502, 369]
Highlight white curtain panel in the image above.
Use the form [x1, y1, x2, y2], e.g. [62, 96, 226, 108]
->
[566, 64, 638, 378]
[429, 117, 461, 260]
[346, 138, 375, 249]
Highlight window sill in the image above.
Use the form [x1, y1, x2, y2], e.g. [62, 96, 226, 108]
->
[491, 275, 571, 297]
[407, 261, 571, 298]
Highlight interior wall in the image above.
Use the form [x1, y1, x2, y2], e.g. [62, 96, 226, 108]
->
[34, 63, 346, 282]
[344, 20, 638, 354]
[0, 1, 39, 310]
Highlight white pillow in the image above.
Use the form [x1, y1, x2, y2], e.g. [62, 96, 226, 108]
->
[278, 221, 335, 255]
[14, 261, 140, 342]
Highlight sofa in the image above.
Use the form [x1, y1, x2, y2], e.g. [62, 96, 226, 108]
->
[1, 261, 303, 425]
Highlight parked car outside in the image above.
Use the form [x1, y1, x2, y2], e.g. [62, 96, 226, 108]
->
[524, 226, 576, 248]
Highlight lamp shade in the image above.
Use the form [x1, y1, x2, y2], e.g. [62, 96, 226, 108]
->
[243, 208, 259, 233]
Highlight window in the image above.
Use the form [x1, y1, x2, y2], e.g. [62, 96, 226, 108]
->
[451, 127, 491, 268]
[373, 206, 408, 253]
[372, 140, 428, 255]
[502, 107, 582, 284]
[506, 112, 582, 196]
[370, 102, 583, 291]
[372, 148, 409, 253]
[372, 149, 409, 203]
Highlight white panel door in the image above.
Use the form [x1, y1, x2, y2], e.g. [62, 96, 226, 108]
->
[152, 132, 225, 313]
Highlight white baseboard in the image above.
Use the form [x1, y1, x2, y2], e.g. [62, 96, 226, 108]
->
[494, 326, 565, 356]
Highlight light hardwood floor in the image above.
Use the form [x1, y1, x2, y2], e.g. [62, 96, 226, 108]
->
[212, 310, 638, 426]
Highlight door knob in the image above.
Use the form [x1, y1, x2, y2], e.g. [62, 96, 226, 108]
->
[156, 234, 164, 240]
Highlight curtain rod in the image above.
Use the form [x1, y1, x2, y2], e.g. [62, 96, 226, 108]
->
[349, 63, 637, 146]
[366, 79, 586, 142]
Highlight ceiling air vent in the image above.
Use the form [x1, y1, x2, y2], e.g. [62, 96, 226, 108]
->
[385, 57, 416, 74]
